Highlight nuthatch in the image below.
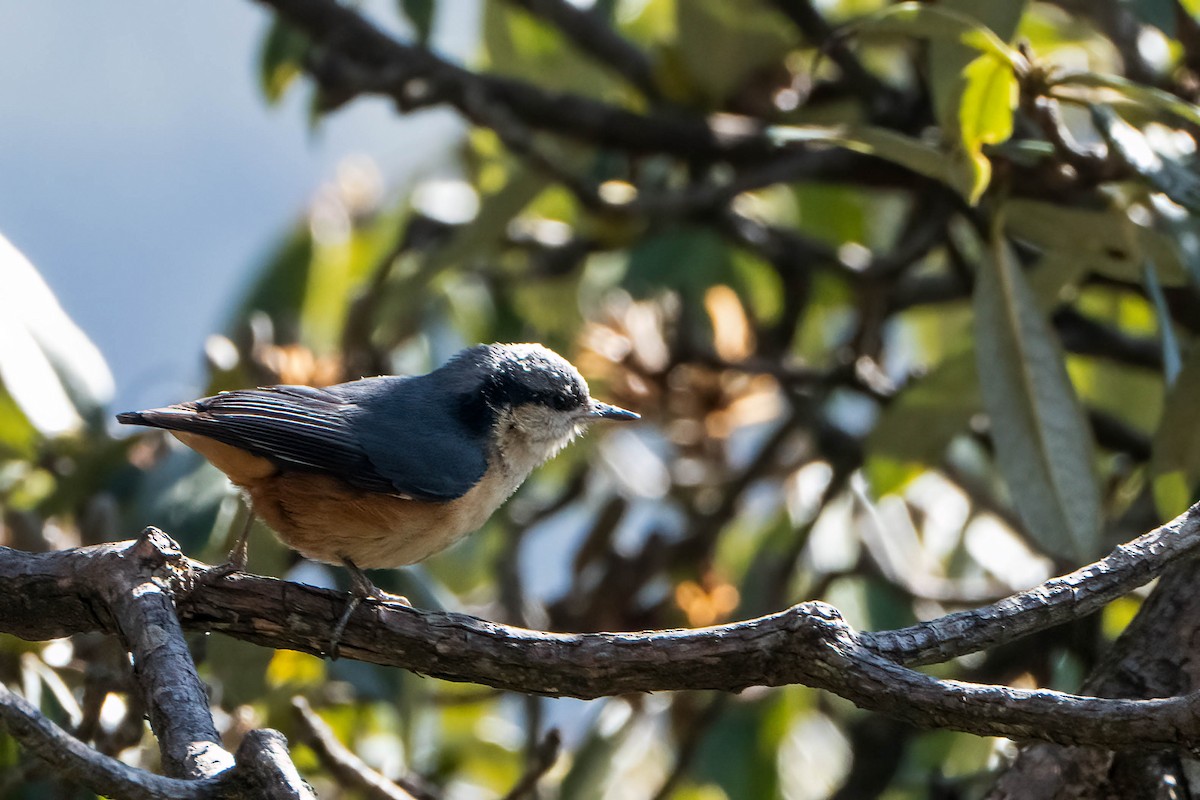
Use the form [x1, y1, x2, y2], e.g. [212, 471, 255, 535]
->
[118, 343, 638, 648]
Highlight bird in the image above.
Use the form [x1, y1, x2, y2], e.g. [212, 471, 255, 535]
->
[117, 342, 638, 650]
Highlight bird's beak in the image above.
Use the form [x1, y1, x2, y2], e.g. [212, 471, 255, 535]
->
[588, 400, 639, 421]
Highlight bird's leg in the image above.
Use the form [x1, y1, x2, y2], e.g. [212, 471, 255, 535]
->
[328, 558, 410, 659]
[201, 510, 255, 582]
[226, 510, 254, 570]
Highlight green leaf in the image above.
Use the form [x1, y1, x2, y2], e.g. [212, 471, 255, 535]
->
[1051, 72, 1200, 128]
[843, 2, 1027, 72]
[867, 350, 980, 483]
[675, 0, 794, 103]
[973, 233, 1101, 561]
[1152, 346, 1200, 519]
[1004, 199, 1189, 286]
[624, 226, 733, 307]
[955, 53, 1018, 202]
[258, 18, 310, 104]
[769, 124, 972, 197]
[1143, 262, 1182, 385]
[399, 0, 436, 46]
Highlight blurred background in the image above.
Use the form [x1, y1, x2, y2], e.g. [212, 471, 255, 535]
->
[2, 0, 1199, 797]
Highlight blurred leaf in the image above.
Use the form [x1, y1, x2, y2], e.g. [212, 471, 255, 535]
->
[1152, 347, 1200, 519]
[867, 350, 980, 495]
[954, 54, 1018, 202]
[1091, 104, 1200, 213]
[675, 0, 793, 104]
[1052, 72, 1200, 128]
[927, 1, 1025, 203]
[624, 226, 733, 307]
[692, 699, 779, 800]
[974, 233, 1101, 561]
[844, 2, 1026, 70]
[0, 234, 113, 436]
[1004, 199, 1189, 285]
[1127, 0, 1176, 35]
[1142, 262, 1181, 385]
[0, 384, 37, 460]
[266, 649, 326, 688]
[399, 0, 436, 46]
[483, 3, 618, 98]
[770, 124, 975, 198]
[258, 17, 310, 104]
[231, 225, 314, 337]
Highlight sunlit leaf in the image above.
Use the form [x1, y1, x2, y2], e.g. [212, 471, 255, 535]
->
[1152, 347, 1200, 519]
[0, 234, 113, 436]
[927, 1, 1025, 203]
[974, 233, 1101, 561]
[954, 53, 1018, 202]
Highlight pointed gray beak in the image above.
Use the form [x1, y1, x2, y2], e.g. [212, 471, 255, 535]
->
[588, 400, 639, 421]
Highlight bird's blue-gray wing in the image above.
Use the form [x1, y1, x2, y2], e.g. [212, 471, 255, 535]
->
[117, 379, 488, 501]
[329, 375, 491, 501]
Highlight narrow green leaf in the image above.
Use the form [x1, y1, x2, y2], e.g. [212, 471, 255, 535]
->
[1051, 72, 1200, 128]
[399, 0, 436, 46]
[1152, 347, 1200, 519]
[1004, 199, 1189, 286]
[842, 2, 1027, 73]
[769, 124, 971, 197]
[974, 233, 1101, 561]
[1143, 262, 1182, 386]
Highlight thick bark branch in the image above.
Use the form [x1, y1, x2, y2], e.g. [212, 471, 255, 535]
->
[101, 529, 233, 779]
[4, 507, 1200, 752]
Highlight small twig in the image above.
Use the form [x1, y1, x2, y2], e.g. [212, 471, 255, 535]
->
[291, 696, 420, 800]
[500, 728, 560, 800]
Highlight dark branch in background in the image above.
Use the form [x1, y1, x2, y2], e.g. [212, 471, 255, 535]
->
[768, 0, 890, 102]
[255, 0, 774, 161]
[501, 0, 661, 101]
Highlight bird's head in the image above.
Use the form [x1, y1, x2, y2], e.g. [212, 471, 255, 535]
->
[444, 343, 638, 461]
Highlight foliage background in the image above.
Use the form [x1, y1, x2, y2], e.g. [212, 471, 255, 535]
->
[2, 0, 1199, 797]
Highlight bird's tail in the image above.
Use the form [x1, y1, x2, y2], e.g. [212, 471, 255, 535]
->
[115, 406, 196, 430]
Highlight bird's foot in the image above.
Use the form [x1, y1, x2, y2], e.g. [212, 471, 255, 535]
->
[328, 558, 410, 659]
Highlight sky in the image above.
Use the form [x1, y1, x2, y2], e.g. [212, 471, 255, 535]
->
[0, 0, 478, 411]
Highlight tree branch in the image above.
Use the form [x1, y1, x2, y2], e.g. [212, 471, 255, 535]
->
[253, 0, 773, 161]
[292, 696, 419, 800]
[0, 681, 220, 800]
[4, 508, 1200, 750]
